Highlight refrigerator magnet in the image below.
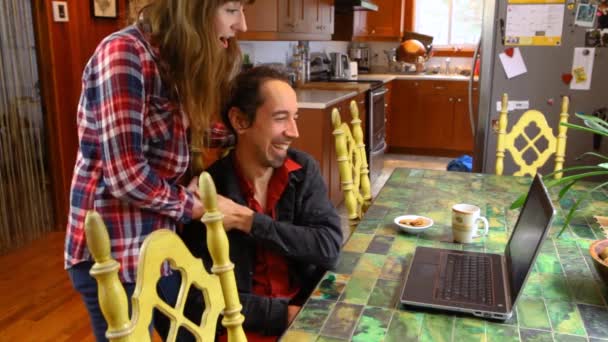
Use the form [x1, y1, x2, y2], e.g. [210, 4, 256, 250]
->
[575, 3, 598, 28]
[570, 47, 595, 90]
[573, 67, 587, 83]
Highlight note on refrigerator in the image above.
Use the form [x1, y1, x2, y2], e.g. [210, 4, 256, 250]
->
[499, 47, 528, 79]
[570, 47, 595, 90]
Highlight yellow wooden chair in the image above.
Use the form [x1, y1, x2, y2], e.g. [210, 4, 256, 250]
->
[332, 100, 372, 222]
[496, 93, 569, 179]
[85, 172, 246, 342]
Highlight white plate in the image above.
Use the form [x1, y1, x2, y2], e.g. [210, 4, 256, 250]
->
[394, 215, 433, 234]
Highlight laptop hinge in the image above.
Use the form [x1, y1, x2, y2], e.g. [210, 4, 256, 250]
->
[501, 255, 512, 312]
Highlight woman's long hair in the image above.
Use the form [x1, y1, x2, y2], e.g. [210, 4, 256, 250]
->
[128, 0, 252, 150]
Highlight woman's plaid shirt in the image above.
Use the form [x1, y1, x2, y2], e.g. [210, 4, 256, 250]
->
[64, 26, 195, 283]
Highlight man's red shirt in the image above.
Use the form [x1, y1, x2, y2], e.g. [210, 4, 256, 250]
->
[224, 156, 303, 341]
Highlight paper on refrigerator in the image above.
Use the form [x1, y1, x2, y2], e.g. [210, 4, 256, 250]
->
[505, 4, 565, 46]
[570, 47, 595, 90]
[499, 47, 528, 79]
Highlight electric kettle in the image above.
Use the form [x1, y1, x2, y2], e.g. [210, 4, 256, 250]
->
[329, 52, 351, 80]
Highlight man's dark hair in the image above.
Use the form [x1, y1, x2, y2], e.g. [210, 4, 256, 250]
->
[221, 66, 290, 135]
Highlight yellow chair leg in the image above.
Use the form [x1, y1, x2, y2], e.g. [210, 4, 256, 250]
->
[554, 96, 569, 179]
[495, 93, 508, 176]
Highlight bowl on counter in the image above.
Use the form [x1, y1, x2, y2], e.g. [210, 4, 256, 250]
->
[590, 239, 608, 285]
[394, 215, 433, 234]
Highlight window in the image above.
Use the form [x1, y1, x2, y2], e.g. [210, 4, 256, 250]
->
[414, 0, 483, 47]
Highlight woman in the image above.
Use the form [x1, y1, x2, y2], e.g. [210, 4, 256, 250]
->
[64, 1, 250, 340]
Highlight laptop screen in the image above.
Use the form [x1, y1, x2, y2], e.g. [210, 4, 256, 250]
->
[504, 174, 555, 306]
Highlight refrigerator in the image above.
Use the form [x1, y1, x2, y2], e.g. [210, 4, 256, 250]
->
[472, 0, 608, 175]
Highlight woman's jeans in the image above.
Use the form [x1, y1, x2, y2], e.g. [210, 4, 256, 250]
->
[68, 261, 182, 342]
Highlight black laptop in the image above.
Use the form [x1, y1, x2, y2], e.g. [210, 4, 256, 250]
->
[400, 174, 555, 320]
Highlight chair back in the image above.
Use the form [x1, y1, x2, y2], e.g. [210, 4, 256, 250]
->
[332, 100, 372, 221]
[85, 172, 246, 342]
[495, 93, 569, 179]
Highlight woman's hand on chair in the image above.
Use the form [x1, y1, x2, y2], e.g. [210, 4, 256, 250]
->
[187, 176, 200, 196]
[216, 195, 254, 233]
[191, 197, 204, 220]
[187, 176, 204, 219]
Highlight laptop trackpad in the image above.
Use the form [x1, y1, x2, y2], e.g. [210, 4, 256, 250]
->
[402, 262, 439, 302]
[414, 263, 438, 279]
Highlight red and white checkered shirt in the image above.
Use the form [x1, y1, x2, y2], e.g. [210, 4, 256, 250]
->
[64, 25, 195, 283]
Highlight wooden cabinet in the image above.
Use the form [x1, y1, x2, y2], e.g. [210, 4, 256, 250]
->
[334, 0, 405, 41]
[309, 0, 335, 34]
[388, 80, 418, 149]
[355, 0, 404, 38]
[293, 93, 367, 206]
[240, 0, 334, 40]
[451, 96, 474, 152]
[278, 0, 306, 32]
[281, 0, 334, 34]
[389, 79, 475, 156]
[418, 93, 453, 149]
[244, 0, 279, 32]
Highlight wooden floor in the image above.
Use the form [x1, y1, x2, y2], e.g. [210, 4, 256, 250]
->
[0, 154, 449, 340]
[0, 231, 95, 341]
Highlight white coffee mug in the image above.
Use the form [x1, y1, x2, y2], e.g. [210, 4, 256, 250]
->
[451, 203, 489, 243]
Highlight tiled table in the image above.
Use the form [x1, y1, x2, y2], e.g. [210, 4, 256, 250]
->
[282, 168, 608, 341]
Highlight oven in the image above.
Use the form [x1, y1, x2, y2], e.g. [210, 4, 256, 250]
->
[310, 77, 387, 185]
[367, 83, 387, 184]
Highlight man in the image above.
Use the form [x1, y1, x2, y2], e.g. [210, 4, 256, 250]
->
[182, 66, 343, 340]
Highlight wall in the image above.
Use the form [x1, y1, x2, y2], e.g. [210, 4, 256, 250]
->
[241, 40, 473, 74]
[240, 40, 349, 65]
[365, 41, 473, 71]
[34, 0, 128, 230]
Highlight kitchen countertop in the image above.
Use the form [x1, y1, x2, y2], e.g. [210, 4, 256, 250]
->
[296, 89, 358, 109]
[356, 73, 472, 82]
[295, 73, 473, 109]
[298, 82, 371, 93]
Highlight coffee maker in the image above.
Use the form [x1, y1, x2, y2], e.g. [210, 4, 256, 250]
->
[348, 45, 371, 74]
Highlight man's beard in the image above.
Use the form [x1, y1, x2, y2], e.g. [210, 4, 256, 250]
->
[262, 148, 287, 169]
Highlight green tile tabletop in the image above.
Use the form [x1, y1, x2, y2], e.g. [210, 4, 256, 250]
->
[281, 168, 608, 342]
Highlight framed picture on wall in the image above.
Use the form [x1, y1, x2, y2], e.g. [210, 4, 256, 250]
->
[91, 0, 118, 19]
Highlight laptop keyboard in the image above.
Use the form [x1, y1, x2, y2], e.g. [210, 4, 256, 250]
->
[436, 253, 494, 306]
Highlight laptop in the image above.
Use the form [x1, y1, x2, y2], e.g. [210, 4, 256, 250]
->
[400, 174, 555, 320]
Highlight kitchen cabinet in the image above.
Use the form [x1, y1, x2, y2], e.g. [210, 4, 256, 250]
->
[240, 0, 334, 40]
[389, 79, 476, 156]
[388, 80, 418, 150]
[281, 0, 334, 34]
[451, 95, 474, 152]
[293, 92, 366, 206]
[243, 0, 278, 32]
[310, 0, 335, 34]
[334, 0, 406, 41]
[278, 0, 306, 32]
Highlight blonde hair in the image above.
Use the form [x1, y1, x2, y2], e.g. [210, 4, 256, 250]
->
[129, 0, 251, 151]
